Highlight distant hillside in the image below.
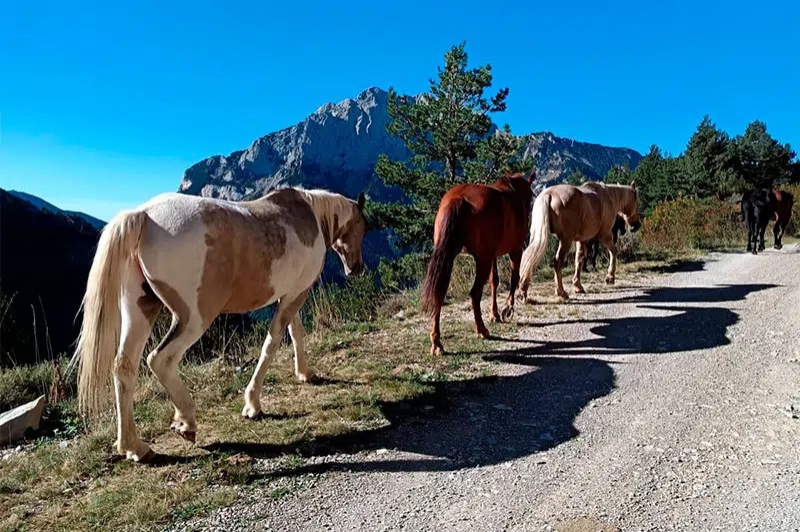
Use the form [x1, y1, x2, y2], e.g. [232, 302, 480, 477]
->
[178, 87, 642, 203]
[8, 190, 106, 230]
[0, 189, 101, 366]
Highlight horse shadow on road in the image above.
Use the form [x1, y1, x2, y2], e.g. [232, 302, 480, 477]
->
[201, 283, 777, 476]
[204, 355, 617, 475]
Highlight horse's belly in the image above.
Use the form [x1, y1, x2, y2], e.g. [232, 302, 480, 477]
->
[222, 245, 323, 313]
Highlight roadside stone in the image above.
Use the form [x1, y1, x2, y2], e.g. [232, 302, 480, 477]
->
[0, 395, 46, 445]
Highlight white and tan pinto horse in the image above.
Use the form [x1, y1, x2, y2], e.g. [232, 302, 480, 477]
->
[71, 187, 368, 462]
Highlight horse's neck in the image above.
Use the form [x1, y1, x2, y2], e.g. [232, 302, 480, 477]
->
[301, 191, 353, 247]
[606, 186, 631, 213]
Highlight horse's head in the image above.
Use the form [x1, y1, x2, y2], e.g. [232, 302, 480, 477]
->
[333, 192, 368, 276]
[621, 181, 642, 232]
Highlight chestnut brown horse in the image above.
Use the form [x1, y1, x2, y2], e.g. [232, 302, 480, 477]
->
[518, 180, 641, 300]
[420, 171, 535, 355]
[770, 188, 794, 250]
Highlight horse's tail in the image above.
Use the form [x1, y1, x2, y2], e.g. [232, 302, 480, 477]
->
[70, 209, 149, 419]
[519, 191, 552, 291]
[420, 199, 465, 317]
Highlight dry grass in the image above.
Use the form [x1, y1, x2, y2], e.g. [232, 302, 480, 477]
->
[0, 295, 514, 532]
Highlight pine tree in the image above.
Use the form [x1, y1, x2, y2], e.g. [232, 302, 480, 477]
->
[371, 42, 528, 252]
[565, 168, 587, 186]
[734, 120, 796, 189]
[684, 115, 739, 198]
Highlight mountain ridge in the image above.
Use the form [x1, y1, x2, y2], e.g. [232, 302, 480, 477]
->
[178, 86, 643, 203]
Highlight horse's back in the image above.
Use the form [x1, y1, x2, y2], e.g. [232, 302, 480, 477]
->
[136, 191, 324, 322]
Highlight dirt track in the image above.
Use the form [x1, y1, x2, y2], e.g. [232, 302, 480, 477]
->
[175, 245, 800, 532]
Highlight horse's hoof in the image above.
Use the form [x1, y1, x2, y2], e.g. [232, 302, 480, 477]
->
[605, 277, 615, 285]
[573, 285, 585, 294]
[477, 328, 491, 339]
[171, 421, 197, 443]
[431, 345, 445, 356]
[126, 443, 155, 463]
[242, 404, 262, 420]
[296, 367, 317, 383]
[556, 291, 569, 299]
[501, 306, 514, 321]
[489, 314, 501, 323]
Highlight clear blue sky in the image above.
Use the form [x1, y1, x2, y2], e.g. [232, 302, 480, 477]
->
[1, 0, 798, 221]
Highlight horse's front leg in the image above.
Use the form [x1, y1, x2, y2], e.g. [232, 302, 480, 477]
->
[572, 241, 586, 294]
[601, 235, 618, 284]
[489, 259, 501, 323]
[242, 290, 308, 419]
[288, 304, 315, 382]
[501, 249, 522, 321]
[553, 240, 571, 298]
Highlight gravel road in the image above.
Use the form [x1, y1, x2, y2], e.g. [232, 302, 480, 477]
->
[175, 245, 800, 532]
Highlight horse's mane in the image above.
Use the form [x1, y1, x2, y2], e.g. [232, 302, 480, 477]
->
[294, 188, 355, 224]
[580, 181, 637, 210]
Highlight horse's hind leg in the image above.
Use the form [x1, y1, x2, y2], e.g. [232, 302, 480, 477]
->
[773, 220, 784, 249]
[572, 241, 586, 294]
[471, 258, 493, 339]
[145, 282, 208, 443]
[553, 239, 571, 298]
[489, 259, 501, 323]
[115, 268, 161, 461]
[243, 290, 309, 419]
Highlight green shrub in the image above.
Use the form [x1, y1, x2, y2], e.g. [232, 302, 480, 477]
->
[640, 197, 745, 251]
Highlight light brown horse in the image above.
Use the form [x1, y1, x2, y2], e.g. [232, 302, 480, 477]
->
[420, 171, 535, 356]
[518, 180, 641, 300]
[71, 187, 368, 462]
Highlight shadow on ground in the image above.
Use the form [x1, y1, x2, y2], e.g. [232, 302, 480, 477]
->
[202, 355, 616, 474]
[560, 282, 778, 306]
[189, 284, 776, 476]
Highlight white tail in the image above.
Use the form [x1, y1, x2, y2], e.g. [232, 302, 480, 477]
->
[519, 191, 552, 290]
[70, 209, 148, 418]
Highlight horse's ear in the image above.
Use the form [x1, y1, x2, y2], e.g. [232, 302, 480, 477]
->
[528, 169, 537, 184]
[357, 191, 366, 211]
[630, 180, 637, 191]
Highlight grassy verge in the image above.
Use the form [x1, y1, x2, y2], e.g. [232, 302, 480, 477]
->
[0, 222, 750, 531]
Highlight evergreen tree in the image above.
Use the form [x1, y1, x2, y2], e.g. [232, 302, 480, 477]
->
[565, 168, 587, 186]
[603, 161, 632, 184]
[630, 145, 685, 213]
[684, 115, 739, 198]
[371, 42, 527, 251]
[734, 120, 796, 189]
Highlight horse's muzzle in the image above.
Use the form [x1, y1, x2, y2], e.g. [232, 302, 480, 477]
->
[629, 221, 642, 232]
[347, 262, 366, 276]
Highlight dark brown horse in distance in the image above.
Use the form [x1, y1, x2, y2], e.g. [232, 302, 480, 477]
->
[420, 171, 535, 356]
[518, 181, 641, 300]
[740, 187, 794, 253]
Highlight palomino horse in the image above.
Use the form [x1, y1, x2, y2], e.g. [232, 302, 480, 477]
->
[741, 187, 795, 253]
[421, 171, 535, 356]
[583, 214, 626, 272]
[518, 181, 640, 300]
[71, 187, 368, 461]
